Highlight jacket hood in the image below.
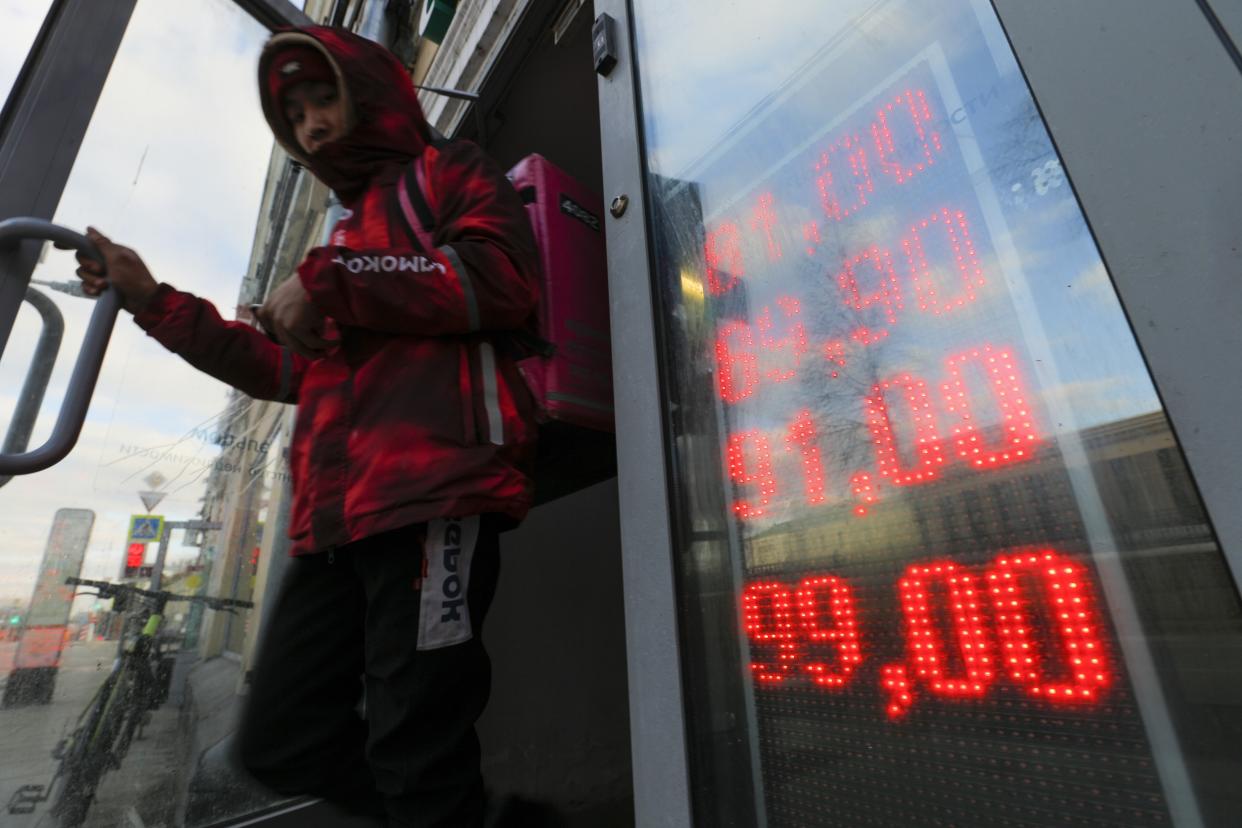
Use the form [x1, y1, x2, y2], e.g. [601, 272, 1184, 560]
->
[258, 27, 431, 201]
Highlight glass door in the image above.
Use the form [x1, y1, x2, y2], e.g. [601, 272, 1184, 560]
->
[600, 0, 1242, 825]
[0, 1, 313, 825]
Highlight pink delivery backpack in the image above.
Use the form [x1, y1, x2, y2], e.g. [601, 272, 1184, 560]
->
[391, 147, 616, 499]
[505, 154, 614, 433]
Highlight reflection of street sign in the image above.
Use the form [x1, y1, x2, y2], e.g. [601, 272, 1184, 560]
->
[181, 520, 222, 547]
[127, 515, 164, 543]
[10, 509, 95, 691]
[138, 490, 166, 512]
[25, 509, 94, 627]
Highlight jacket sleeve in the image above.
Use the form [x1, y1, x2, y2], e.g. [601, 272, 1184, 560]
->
[296, 141, 541, 336]
[133, 284, 307, 403]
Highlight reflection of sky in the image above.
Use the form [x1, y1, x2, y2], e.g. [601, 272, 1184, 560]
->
[634, 0, 1163, 527]
[634, 0, 887, 175]
[0, 1, 51, 109]
[0, 1, 274, 602]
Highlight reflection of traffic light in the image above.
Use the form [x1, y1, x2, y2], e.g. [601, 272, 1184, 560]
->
[8, 615, 19, 625]
[125, 542, 147, 578]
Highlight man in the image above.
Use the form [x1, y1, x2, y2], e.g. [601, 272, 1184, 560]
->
[74, 26, 540, 827]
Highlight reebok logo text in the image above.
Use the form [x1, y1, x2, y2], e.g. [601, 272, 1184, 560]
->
[440, 521, 464, 622]
[417, 515, 477, 650]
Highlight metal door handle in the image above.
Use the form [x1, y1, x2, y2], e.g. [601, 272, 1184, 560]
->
[0, 218, 121, 475]
[0, 287, 65, 488]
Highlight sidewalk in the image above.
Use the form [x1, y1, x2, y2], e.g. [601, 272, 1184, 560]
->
[1, 642, 194, 828]
[81, 703, 187, 828]
[176, 655, 283, 827]
[1, 640, 114, 828]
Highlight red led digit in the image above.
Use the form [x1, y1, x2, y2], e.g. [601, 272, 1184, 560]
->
[837, 245, 903, 345]
[941, 344, 1042, 468]
[849, 471, 878, 517]
[882, 663, 914, 719]
[796, 574, 863, 687]
[785, 409, 827, 506]
[742, 581, 799, 683]
[986, 550, 1112, 702]
[823, 340, 847, 379]
[728, 430, 777, 520]
[816, 134, 874, 222]
[751, 192, 783, 260]
[705, 222, 744, 295]
[803, 221, 822, 257]
[902, 208, 986, 314]
[864, 374, 947, 486]
[872, 88, 943, 185]
[897, 560, 995, 698]
[715, 321, 759, 404]
[757, 297, 808, 382]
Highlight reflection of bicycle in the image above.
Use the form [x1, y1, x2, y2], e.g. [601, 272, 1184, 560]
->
[5, 577, 252, 827]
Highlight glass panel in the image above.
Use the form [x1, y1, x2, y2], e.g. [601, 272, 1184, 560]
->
[631, 1, 1242, 825]
[0, 1, 53, 111]
[0, 1, 293, 825]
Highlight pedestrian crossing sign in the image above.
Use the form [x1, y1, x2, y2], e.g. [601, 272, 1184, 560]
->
[127, 515, 164, 543]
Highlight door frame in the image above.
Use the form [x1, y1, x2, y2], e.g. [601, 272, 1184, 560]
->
[592, 1, 694, 826]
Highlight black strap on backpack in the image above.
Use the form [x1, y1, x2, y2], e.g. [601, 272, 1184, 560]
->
[388, 148, 555, 360]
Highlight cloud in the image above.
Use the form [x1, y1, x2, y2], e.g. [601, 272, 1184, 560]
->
[637, 0, 898, 174]
[0, 1, 50, 103]
[1064, 260, 1117, 307]
[1039, 376, 1159, 433]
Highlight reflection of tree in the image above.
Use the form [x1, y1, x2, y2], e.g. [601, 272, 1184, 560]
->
[796, 280, 888, 506]
[987, 100, 1048, 188]
[982, 96, 1086, 239]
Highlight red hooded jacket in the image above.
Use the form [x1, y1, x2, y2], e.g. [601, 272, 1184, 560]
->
[133, 27, 541, 555]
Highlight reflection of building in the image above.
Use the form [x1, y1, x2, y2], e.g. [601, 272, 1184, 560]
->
[185, 25, 339, 663]
[651, 172, 767, 815]
[747, 410, 1213, 571]
[1083, 412, 1211, 548]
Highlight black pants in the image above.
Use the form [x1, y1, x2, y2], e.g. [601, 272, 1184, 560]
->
[238, 518, 500, 827]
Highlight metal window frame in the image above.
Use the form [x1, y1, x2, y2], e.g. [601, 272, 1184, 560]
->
[593, 1, 693, 826]
[231, 0, 313, 30]
[600, 0, 1242, 825]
